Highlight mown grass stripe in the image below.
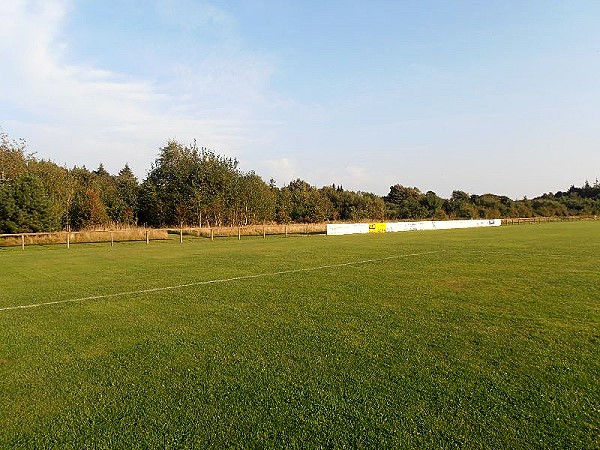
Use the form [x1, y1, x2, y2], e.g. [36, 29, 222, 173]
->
[0, 250, 445, 312]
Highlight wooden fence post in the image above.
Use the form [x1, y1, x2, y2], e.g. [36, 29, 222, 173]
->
[21, 234, 25, 250]
[146, 230, 149, 245]
[111, 231, 114, 247]
[263, 223, 266, 239]
[210, 228, 214, 241]
[67, 231, 70, 249]
[180, 228, 183, 244]
[238, 226, 241, 240]
[285, 225, 288, 237]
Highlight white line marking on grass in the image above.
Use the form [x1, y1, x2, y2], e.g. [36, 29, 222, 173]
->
[0, 250, 444, 312]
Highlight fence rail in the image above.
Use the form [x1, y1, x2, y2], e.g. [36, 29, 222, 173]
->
[0, 229, 168, 249]
[0, 223, 326, 249]
[501, 216, 596, 225]
[2, 217, 596, 249]
[174, 223, 326, 240]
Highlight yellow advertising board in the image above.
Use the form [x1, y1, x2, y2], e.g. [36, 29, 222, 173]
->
[368, 223, 387, 233]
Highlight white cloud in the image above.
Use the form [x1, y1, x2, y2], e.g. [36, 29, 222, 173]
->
[258, 157, 300, 186]
[0, 0, 279, 177]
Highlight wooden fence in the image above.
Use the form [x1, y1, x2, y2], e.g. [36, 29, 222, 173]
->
[0, 229, 169, 249]
[0, 223, 327, 249]
[2, 217, 596, 249]
[176, 223, 326, 240]
[501, 216, 596, 225]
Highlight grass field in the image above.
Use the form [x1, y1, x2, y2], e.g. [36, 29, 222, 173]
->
[0, 222, 598, 449]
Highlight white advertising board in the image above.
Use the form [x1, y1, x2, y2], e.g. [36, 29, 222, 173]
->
[326, 223, 370, 236]
[431, 219, 501, 230]
[386, 221, 434, 232]
[328, 219, 500, 235]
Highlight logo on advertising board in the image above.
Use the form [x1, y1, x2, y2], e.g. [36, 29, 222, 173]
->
[368, 223, 387, 233]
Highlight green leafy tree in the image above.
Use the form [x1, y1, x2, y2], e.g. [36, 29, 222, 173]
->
[0, 132, 30, 180]
[115, 164, 139, 225]
[471, 194, 502, 219]
[68, 167, 110, 228]
[276, 187, 293, 223]
[444, 190, 477, 219]
[140, 140, 241, 227]
[236, 172, 276, 225]
[283, 179, 331, 223]
[0, 181, 18, 233]
[384, 184, 427, 219]
[29, 160, 72, 229]
[1, 174, 57, 232]
[137, 179, 164, 227]
[531, 198, 568, 217]
[420, 191, 446, 219]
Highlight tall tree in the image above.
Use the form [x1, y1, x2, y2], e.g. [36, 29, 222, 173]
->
[115, 164, 139, 225]
[0, 174, 56, 233]
[0, 132, 30, 180]
[384, 184, 427, 219]
[68, 167, 110, 228]
[140, 140, 241, 227]
[236, 172, 276, 225]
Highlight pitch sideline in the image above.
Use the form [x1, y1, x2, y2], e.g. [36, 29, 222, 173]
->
[0, 250, 445, 312]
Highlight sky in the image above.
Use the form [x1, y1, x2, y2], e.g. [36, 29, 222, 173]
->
[1, 0, 599, 199]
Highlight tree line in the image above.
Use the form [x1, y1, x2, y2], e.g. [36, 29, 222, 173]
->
[1, 131, 599, 233]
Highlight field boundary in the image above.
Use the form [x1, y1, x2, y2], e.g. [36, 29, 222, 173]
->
[327, 219, 501, 235]
[501, 216, 596, 225]
[2, 217, 597, 248]
[0, 224, 325, 248]
[0, 250, 445, 313]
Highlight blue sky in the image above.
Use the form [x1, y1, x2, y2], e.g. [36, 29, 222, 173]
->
[1, 0, 599, 198]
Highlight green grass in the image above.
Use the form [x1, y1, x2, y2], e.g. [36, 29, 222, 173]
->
[0, 222, 598, 449]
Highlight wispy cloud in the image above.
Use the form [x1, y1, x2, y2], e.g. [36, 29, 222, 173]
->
[258, 157, 300, 186]
[0, 0, 279, 176]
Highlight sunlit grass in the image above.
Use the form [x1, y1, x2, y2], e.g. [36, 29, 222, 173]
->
[0, 222, 598, 448]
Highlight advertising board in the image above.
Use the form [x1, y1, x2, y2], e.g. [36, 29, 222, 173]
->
[368, 223, 387, 233]
[326, 223, 370, 236]
[327, 219, 500, 236]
